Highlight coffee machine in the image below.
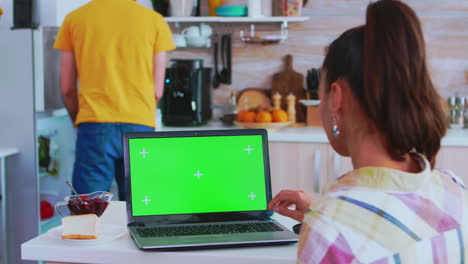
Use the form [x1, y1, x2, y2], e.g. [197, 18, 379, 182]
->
[161, 59, 212, 126]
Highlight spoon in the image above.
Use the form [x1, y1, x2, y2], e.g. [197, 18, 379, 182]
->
[66, 181, 83, 203]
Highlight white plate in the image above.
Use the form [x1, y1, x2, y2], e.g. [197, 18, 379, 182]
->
[299, 100, 320, 107]
[234, 121, 292, 130]
[47, 224, 127, 245]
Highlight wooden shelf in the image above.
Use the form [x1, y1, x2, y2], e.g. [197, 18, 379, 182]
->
[164, 16, 309, 23]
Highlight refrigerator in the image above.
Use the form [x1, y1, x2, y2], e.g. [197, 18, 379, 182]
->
[34, 26, 77, 232]
[0, 3, 39, 264]
[0, 18, 77, 264]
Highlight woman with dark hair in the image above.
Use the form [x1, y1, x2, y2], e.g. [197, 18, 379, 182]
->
[268, 0, 467, 262]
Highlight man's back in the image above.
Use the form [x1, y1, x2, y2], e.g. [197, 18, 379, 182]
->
[54, 0, 175, 127]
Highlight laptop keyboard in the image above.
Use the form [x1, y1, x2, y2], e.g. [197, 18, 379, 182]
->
[136, 222, 284, 238]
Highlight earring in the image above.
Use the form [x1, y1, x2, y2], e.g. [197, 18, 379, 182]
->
[332, 117, 340, 138]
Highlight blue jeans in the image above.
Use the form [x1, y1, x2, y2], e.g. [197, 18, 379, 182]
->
[72, 123, 153, 200]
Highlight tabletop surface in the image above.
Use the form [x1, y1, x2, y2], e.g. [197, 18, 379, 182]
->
[22, 201, 300, 264]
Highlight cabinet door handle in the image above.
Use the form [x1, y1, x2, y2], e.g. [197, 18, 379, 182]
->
[333, 152, 341, 180]
[313, 150, 321, 193]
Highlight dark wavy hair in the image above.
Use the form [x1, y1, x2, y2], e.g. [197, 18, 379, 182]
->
[322, 0, 447, 168]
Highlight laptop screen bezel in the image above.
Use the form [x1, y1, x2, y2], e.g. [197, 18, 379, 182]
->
[123, 129, 273, 225]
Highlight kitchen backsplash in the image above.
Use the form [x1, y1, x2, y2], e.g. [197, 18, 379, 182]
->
[168, 0, 468, 109]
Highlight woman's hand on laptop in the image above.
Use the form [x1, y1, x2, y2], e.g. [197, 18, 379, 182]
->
[268, 190, 314, 222]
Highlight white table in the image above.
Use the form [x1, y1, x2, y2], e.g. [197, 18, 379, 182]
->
[0, 148, 19, 264]
[22, 201, 300, 264]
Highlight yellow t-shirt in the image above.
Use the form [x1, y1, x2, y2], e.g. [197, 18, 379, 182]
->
[54, 0, 175, 127]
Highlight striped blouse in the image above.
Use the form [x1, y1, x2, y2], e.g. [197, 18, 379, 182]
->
[298, 153, 468, 264]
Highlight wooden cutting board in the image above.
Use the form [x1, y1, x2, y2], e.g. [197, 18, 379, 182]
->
[271, 54, 307, 122]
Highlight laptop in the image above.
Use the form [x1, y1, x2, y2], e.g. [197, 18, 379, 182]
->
[123, 129, 298, 250]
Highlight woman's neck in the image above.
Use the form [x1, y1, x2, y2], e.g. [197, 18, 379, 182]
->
[347, 132, 421, 173]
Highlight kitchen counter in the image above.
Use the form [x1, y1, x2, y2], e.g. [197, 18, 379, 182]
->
[157, 121, 468, 147]
[49, 108, 468, 147]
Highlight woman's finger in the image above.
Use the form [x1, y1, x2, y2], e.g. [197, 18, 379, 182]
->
[268, 190, 304, 210]
[274, 206, 304, 222]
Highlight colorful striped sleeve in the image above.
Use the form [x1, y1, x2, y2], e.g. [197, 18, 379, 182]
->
[298, 212, 356, 264]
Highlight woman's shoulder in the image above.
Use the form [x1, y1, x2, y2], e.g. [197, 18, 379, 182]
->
[434, 168, 466, 190]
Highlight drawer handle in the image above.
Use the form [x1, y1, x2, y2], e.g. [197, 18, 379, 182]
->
[333, 152, 341, 180]
[313, 150, 321, 193]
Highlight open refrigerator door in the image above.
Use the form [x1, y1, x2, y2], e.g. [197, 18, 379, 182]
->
[37, 113, 77, 234]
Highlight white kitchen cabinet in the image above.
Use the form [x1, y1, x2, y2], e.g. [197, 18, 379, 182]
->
[326, 147, 353, 181]
[269, 142, 330, 196]
[436, 146, 468, 183]
[269, 142, 353, 196]
[269, 142, 468, 198]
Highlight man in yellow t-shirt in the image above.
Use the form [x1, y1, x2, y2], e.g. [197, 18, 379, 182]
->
[54, 0, 175, 200]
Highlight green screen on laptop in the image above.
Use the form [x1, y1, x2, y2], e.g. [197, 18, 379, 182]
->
[128, 135, 267, 216]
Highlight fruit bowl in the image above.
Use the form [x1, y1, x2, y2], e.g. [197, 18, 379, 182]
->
[234, 121, 292, 130]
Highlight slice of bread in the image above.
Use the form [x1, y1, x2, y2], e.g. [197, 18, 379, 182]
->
[61, 214, 100, 240]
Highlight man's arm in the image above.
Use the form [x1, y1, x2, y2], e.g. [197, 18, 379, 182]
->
[60, 51, 79, 124]
[153, 51, 168, 102]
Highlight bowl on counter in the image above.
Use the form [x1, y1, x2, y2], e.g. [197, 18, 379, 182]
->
[220, 114, 238, 126]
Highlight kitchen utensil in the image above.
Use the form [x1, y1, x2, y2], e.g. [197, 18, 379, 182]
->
[212, 33, 222, 88]
[226, 34, 232, 84]
[185, 36, 209, 47]
[172, 33, 187, 47]
[65, 181, 82, 202]
[182, 25, 202, 37]
[199, 23, 213, 37]
[215, 5, 248, 17]
[271, 54, 307, 122]
[306, 68, 320, 100]
[220, 33, 232, 84]
[182, 25, 211, 47]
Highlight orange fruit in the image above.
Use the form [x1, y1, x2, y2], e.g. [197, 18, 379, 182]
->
[255, 111, 273, 123]
[272, 109, 288, 122]
[237, 110, 249, 122]
[243, 111, 257, 123]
